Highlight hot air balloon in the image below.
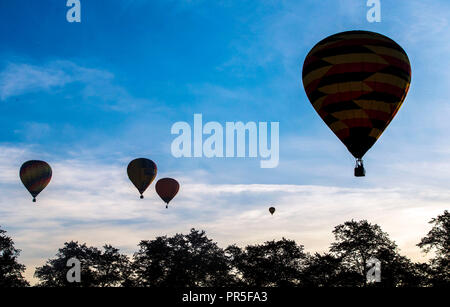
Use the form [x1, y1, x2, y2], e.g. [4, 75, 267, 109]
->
[155, 178, 179, 208]
[20, 160, 52, 202]
[269, 207, 275, 215]
[127, 158, 157, 199]
[302, 31, 411, 176]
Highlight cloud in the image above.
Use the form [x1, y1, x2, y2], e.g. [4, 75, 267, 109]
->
[0, 61, 112, 101]
[0, 60, 156, 112]
[13, 122, 51, 141]
[216, 0, 369, 78]
[0, 144, 447, 284]
[1, 0, 449, 285]
[397, 1, 450, 47]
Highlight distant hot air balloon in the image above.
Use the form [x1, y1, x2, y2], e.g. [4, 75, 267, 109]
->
[302, 31, 411, 176]
[20, 160, 52, 202]
[269, 207, 275, 215]
[127, 158, 157, 199]
[155, 178, 179, 208]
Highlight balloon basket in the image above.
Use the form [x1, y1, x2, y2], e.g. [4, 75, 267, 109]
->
[354, 159, 365, 177]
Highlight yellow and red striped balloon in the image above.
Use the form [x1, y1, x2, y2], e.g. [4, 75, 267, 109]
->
[302, 31, 411, 161]
[127, 158, 157, 199]
[20, 160, 52, 202]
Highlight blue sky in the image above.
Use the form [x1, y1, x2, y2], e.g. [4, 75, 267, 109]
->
[0, 0, 449, 282]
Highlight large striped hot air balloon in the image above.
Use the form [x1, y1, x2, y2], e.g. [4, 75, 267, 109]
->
[302, 31, 411, 176]
[155, 178, 179, 208]
[19, 160, 52, 202]
[127, 158, 157, 199]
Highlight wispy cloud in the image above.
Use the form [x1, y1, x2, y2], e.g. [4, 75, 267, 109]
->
[0, 60, 156, 111]
[1, 0, 449, 286]
[0, 61, 112, 101]
[0, 144, 446, 284]
[13, 122, 51, 141]
[397, 0, 450, 46]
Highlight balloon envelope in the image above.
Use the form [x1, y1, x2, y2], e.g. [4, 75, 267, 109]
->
[20, 160, 52, 202]
[269, 207, 275, 215]
[302, 30, 411, 159]
[127, 158, 157, 198]
[155, 178, 179, 205]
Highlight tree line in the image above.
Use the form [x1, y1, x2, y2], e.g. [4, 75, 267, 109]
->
[1, 210, 448, 287]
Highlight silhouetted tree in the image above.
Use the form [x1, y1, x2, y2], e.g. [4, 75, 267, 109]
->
[418, 210, 450, 287]
[8, 216, 446, 288]
[132, 229, 232, 287]
[227, 238, 307, 286]
[0, 227, 29, 287]
[95, 245, 133, 287]
[34, 241, 131, 287]
[330, 220, 422, 287]
[371, 247, 427, 287]
[301, 253, 360, 287]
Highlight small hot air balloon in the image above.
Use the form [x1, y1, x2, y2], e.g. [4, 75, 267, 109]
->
[302, 31, 411, 176]
[155, 178, 179, 208]
[269, 207, 275, 215]
[20, 160, 52, 202]
[127, 158, 157, 199]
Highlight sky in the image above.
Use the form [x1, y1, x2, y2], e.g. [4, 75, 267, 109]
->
[0, 0, 449, 283]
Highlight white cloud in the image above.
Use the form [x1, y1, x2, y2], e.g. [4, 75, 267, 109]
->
[1, 0, 449, 285]
[0, 60, 157, 112]
[0, 144, 447, 284]
[398, 1, 449, 46]
[0, 61, 112, 101]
